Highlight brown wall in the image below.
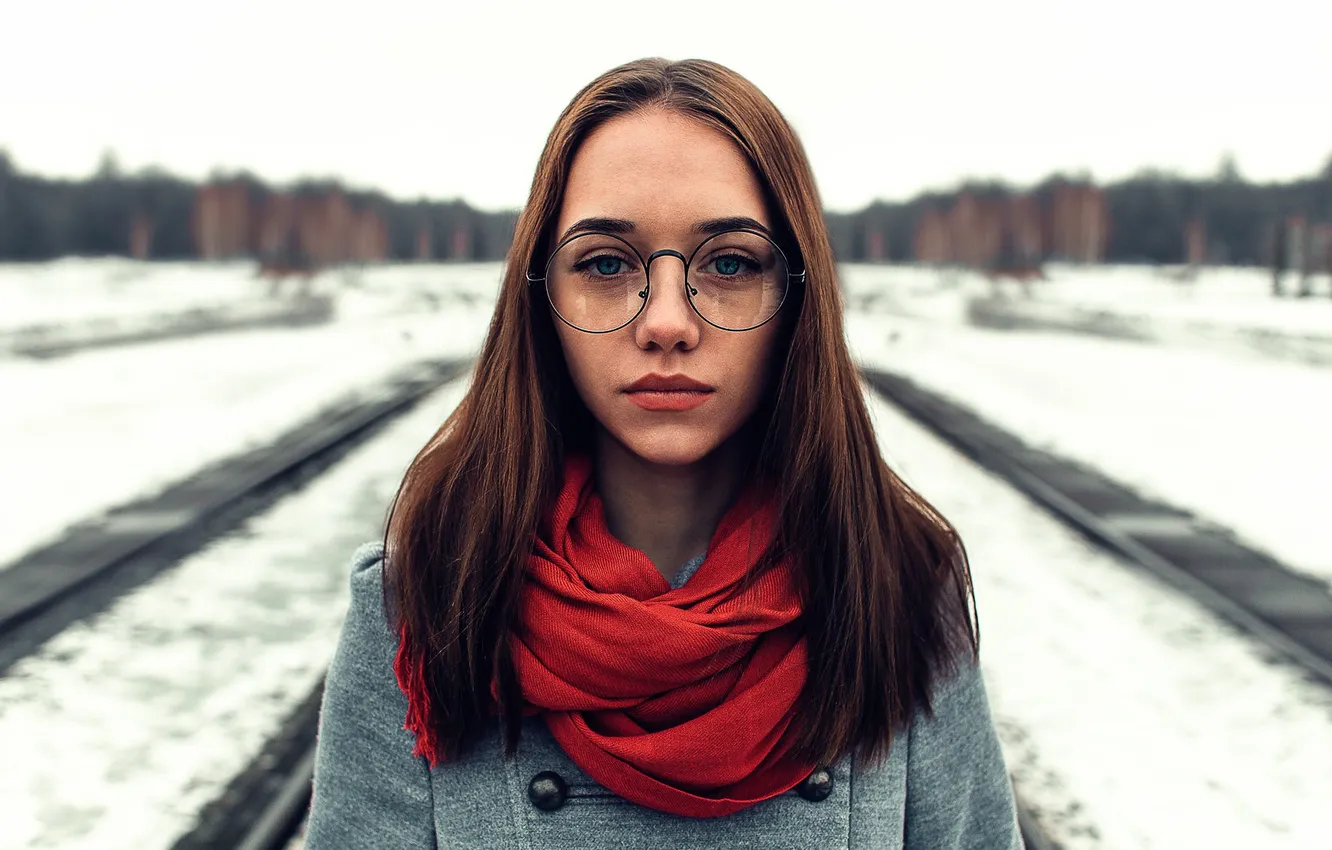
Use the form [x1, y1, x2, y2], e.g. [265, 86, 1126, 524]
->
[912, 192, 1051, 269]
[194, 182, 388, 269]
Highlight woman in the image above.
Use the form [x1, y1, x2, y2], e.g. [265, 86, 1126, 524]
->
[307, 58, 1022, 849]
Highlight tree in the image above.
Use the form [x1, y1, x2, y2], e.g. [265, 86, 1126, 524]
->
[93, 149, 123, 181]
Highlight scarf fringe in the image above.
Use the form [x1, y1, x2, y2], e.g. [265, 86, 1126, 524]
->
[393, 626, 442, 768]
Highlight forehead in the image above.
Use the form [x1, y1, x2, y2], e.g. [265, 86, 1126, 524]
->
[557, 108, 770, 239]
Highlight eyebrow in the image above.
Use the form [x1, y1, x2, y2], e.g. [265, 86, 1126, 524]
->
[558, 216, 772, 244]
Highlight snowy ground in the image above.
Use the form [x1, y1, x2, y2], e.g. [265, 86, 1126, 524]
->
[0, 377, 470, 850]
[0, 259, 268, 333]
[1014, 263, 1332, 338]
[844, 264, 1332, 589]
[0, 259, 503, 355]
[0, 258, 502, 331]
[846, 263, 1332, 367]
[867, 387, 1332, 850]
[0, 263, 498, 569]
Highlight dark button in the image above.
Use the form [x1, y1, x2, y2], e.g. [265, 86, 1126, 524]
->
[796, 766, 834, 802]
[527, 770, 569, 811]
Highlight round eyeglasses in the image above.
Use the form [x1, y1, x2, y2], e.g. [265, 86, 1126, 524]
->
[527, 228, 804, 333]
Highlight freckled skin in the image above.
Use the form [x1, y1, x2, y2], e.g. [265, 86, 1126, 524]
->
[552, 108, 784, 468]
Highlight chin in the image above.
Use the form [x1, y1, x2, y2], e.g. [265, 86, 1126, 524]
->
[609, 423, 734, 468]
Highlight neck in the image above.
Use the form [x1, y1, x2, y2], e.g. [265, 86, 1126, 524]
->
[593, 432, 748, 583]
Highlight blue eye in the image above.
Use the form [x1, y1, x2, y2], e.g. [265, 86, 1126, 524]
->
[595, 256, 623, 275]
[715, 257, 742, 275]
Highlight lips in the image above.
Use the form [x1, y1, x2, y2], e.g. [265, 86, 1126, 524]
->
[623, 374, 714, 393]
[623, 374, 714, 412]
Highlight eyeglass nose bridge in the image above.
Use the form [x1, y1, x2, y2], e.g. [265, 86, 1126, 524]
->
[644, 248, 696, 297]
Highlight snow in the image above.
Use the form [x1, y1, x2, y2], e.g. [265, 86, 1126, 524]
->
[844, 262, 1332, 366]
[0, 377, 471, 850]
[0, 263, 499, 569]
[0, 258, 502, 332]
[1015, 263, 1332, 339]
[0, 259, 505, 356]
[0, 259, 271, 333]
[843, 264, 1332, 588]
[865, 386, 1332, 850]
[841, 266, 1332, 346]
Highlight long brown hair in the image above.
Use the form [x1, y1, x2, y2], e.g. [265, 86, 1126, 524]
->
[385, 57, 977, 769]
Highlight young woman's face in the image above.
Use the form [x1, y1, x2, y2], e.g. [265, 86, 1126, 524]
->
[550, 108, 785, 467]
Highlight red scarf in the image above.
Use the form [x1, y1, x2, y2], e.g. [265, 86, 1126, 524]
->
[397, 455, 815, 817]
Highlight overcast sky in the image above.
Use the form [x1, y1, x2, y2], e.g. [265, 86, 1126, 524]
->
[3, 0, 1330, 211]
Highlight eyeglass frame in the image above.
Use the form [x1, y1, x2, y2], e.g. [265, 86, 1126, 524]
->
[525, 227, 806, 334]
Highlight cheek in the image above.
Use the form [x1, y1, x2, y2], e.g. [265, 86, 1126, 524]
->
[735, 326, 784, 398]
[555, 323, 607, 398]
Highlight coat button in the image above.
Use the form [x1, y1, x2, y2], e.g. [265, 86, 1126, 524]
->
[527, 770, 569, 811]
[796, 766, 834, 802]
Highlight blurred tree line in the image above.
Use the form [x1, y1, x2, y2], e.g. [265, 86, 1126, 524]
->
[2, 149, 1329, 265]
[826, 153, 1332, 265]
[0, 151, 519, 262]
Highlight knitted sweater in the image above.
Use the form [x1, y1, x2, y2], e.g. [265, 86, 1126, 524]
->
[306, 542, 1022, 849]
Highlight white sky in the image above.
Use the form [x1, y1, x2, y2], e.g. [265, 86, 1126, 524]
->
[2, 0, 1330, 212]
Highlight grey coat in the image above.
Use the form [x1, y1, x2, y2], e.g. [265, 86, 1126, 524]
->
[306, 542, 1023, 849]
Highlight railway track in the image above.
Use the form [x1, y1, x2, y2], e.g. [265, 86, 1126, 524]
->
[2, 295, 336, 360]
[860, 365, 1332, 850]
[861, 365, 1332, 691]
[0, 356, 472, 675]
[170, 678, 324, 850]
[0, 355, 472, 850]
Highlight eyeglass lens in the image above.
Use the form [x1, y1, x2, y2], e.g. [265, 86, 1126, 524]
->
[545, 230, 788, 332]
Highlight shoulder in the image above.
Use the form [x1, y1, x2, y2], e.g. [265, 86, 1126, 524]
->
[326, 540, 398, 713]
[338, 540, 393, 654]
[925, 653, 988, 720]
[350, 539, 387, 581]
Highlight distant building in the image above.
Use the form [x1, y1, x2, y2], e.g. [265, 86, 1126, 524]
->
[1311, 224, 1332, 275]
[1285, 216, 1308, 273]
[1185, 218, 1207, 267]
[1005, 195, 1043, 267]
[193, 181, 253, 259]
[451, 226, 471, 261]
[256, 192, 301, 269]
[350, 208, 389, 263]
[913, 209, 950, 264]
[866, 229, 885, 262]
[129, 214, 154, 260]
[1048, 184, 1109, 263]
[912, 192, 1046, 272]
[196, 181, 390, 273]
[416, 223, 434, 261]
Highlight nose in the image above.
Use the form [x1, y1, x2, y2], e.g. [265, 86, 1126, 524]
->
[632, 251, 700, 351]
